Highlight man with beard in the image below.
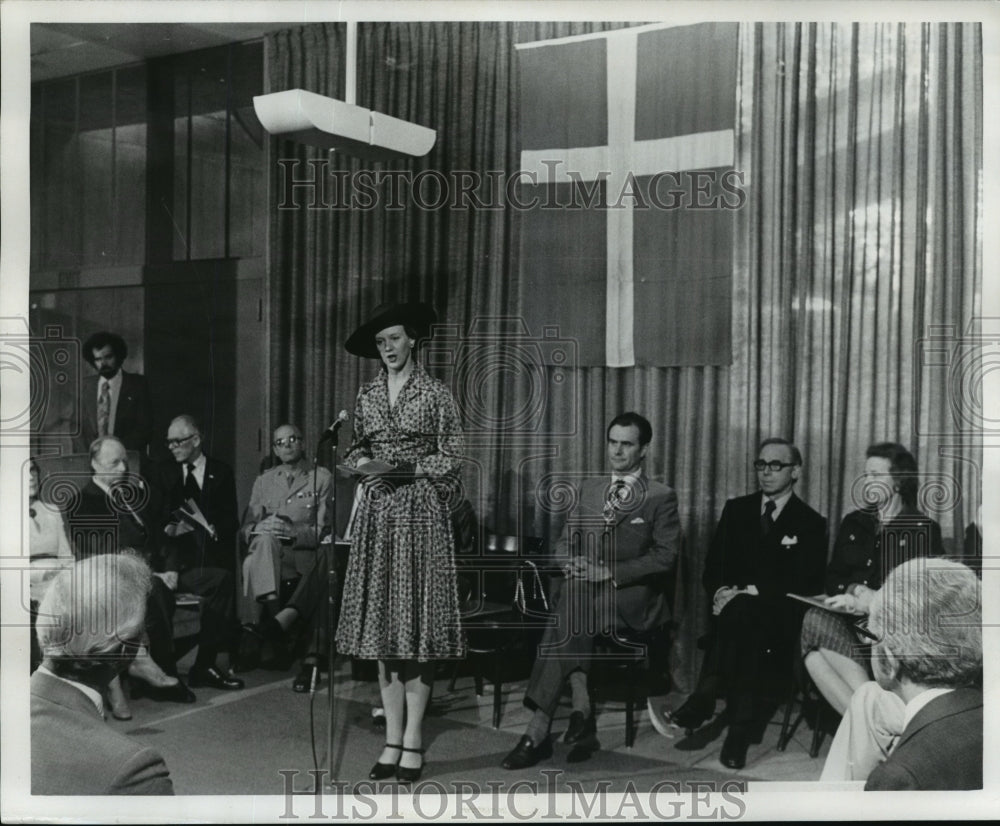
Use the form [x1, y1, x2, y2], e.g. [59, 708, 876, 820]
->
[76, 331, 153, 457]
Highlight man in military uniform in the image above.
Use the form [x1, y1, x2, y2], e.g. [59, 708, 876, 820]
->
[241, 424, 332, 615]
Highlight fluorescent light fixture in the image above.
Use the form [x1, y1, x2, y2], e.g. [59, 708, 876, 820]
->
[253, 88, 436, 161]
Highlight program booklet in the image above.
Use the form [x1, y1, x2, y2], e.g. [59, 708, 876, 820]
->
[786, 592, 864, 616]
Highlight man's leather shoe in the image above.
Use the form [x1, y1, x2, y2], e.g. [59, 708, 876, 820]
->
[668, 693, 715, 731]
[501, 736, 552, 770]
[563, 711, 597, 745]
[188, 666, 245, 691]
[720, 725, 750, 769]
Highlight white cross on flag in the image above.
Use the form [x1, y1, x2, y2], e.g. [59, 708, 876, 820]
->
[516, 23, 738, 367]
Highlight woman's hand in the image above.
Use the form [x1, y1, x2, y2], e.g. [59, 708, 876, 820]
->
[853, 584, 877, 614]
[825, 593, 863, 614]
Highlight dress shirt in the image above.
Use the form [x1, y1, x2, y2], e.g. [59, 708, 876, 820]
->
[35, 664, 104, 717]
[761, 488, 794, 521]
[901, 687, 954, 732]
[184, 454, 207, 489]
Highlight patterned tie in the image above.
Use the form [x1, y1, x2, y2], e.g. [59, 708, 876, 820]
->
[97, 380, 111, 436]
[761, 498, 777, 537]
[603, 479, 627, 524]
[183, 462, 200, 502]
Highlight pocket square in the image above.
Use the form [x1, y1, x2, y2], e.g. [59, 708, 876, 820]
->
[780, 535, 798, 546]
[630, 517, 646, 524]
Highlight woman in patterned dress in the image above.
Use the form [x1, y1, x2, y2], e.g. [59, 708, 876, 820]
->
[337, 302, 465, 783]
[800, 442, 942, 715]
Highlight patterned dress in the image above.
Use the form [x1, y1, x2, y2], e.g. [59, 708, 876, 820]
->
[335, 363, 467, 661]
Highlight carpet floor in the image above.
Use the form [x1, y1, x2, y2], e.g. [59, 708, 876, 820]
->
[113, 658, 832, 797]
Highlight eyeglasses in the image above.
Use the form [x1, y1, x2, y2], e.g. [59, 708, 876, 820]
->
[165, 435, 196, 448]
[753, 460, 797, 472]
[852, 617, 882, 644]
[273, 436, 302, 448]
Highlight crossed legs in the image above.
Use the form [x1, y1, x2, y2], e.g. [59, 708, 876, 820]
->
[805, 648, 870, 716]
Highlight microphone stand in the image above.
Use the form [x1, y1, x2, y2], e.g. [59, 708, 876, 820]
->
[315, 429, 341, 784]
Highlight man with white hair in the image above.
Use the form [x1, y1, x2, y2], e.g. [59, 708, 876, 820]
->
[822, 557, 982, 790]
[31, 553, 174, 795]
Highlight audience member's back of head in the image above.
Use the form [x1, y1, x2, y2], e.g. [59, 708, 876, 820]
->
[37, 552, 152, 676]
[870, 557, 981, 689]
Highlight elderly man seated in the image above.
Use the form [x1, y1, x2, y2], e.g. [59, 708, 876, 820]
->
[241, 424, 331, 664]
[820, 556, 982, 790]
[31, 552, 174, 795]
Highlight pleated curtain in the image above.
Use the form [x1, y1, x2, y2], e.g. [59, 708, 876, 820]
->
[265, 21, 981, 690]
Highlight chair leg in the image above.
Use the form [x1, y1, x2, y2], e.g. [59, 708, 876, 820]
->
[809, 701, 825, 758]
[448, 659, 460, 692]
[777, 692, 797, 751]
[491, 653, 503, 729]
[625, 663, 637, 748]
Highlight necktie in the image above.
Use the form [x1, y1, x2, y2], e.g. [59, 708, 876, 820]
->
[183, 462, 200, 502]
[603, 480, 627, 523]
[97, 380, 111, 436]
[761, 499, 776, 537]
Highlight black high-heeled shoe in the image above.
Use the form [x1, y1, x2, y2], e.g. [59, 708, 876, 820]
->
[395, 747, 424, 783]
[369, 744, 402, 780]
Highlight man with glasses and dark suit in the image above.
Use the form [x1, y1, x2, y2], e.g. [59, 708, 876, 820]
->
[664, 438, 827, 769]
[152, 414, 243, 691]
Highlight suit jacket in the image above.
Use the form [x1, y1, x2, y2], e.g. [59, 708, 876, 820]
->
[68, 480, 161, 563]
[31, 670, 173, 795]
[703, 491, 828, 604]
[553, 474, 682, 631]
[76, 371, 154, 454]
[153, 456, 239, 572]
[865, 687, 983, 790]
[825, 507, 943, 595]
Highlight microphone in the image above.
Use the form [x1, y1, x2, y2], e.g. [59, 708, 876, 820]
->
[318, 410, 350, 443]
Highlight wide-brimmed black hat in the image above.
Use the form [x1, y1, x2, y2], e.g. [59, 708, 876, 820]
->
[344, 301, 438, 359]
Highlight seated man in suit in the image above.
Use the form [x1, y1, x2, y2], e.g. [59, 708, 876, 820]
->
[75, 331, 153, 458]
[153, 414, 244, 691]
[31, 552, 174, 795]
[242, 424, 331, 619]
[822, 557, 982, 790]
[501, 412, 682, 769]
[667, 438, 827, 769]
[68, 436, 192, 708]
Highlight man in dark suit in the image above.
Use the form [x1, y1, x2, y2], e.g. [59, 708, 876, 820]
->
[842, 557, 982, 790]
[75, 331, 153, 457]
[667, 438, 827, 769]
[501, 412, 682, 770]
[67, 436, 194, 703]
[152, 414, 243, 690]
[32, 552, 174, 795]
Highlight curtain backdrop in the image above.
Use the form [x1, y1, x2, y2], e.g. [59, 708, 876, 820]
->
[266, 22, 982, 692]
